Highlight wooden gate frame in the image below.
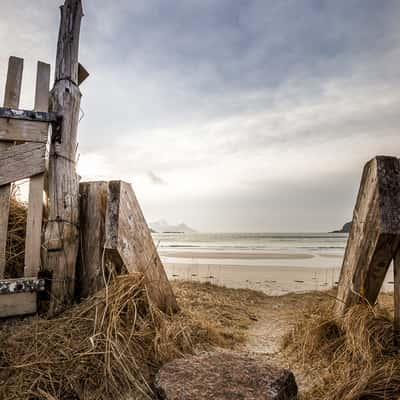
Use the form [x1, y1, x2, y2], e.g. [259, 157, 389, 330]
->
[335, 156, 400, 341]
[0, 56, 56, 317]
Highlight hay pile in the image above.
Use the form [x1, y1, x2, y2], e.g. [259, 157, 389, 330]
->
[0, 273, 228, 399]
[283, 295, 400, 400]
[5, 187, 27, 278]
[1, 191, 251, 400]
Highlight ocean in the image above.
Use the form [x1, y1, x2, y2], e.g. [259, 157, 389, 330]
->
[154, 232, 347, 267]
[153, 232, 356, 295]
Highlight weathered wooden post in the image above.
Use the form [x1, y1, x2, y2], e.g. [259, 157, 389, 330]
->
[44, 0, 84, 316]
[0, 57, 23, 278]
[335, 156, 400, 316]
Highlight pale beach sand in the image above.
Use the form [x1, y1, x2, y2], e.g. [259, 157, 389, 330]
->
[164, 262, 342, 295]
[156, 232, 395, 296]
[162, 259, 395, 296]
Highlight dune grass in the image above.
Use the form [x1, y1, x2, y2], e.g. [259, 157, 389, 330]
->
[283, 291, 399, 400]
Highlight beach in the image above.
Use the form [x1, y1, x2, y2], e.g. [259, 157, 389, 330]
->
[154, 232, 395, 295]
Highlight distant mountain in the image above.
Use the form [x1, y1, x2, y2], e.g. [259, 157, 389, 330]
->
[150, 219, 196, 234]
[331, 221, 352, 233]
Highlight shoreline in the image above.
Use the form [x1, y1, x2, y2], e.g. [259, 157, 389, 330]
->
[163, 262, 395, 296]
[159, 250, 315, 260]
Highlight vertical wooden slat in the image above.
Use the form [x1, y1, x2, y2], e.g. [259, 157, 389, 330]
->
[24, 62, 50, 278]
[394, 247, 400, 345]
[0, 57, 23, 278]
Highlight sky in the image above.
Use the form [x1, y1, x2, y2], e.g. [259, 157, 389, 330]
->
[1, 0, 400, 232]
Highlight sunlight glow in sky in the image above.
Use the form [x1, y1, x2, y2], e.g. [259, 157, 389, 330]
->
[1, 1, 400, 231]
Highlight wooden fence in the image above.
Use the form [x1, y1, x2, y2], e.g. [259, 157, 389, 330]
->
[0, 57, 54, 317]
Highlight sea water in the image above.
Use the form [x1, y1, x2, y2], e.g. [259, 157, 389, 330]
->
[153, 232, 393, 294]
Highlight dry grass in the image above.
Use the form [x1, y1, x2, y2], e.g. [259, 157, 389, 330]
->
[0, 192, 259, 400]
[5, 187, 27, 278]
[283, 291, 400, 400]
[172, 280, 264, 347]
[0, 275, 255, 400]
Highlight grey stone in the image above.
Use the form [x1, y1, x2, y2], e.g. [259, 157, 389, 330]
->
[155, 352, 298, 400]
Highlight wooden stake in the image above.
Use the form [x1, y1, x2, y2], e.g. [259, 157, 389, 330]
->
[77, 181, 109, 298]
[24, 62, 50, 278]
[45, 0, 84, 316]
[0, 57, 23, 278]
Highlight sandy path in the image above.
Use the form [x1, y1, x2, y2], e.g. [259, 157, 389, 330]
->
[243, 292, 320, 393]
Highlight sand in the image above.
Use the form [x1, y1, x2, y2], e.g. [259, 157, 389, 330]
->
[164, 262, 395, 296]
[164, 262, 341, 295]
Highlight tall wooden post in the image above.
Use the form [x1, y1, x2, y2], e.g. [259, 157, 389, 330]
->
[44, 0, 83, 316]
[0, 57, 23, 278]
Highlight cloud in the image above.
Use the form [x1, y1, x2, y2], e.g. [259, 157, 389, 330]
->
[1, 0, 400, 231]
[147, 171, 167, 185]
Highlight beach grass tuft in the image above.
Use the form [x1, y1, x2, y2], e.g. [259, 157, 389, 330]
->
[0, 274, 253, 399]
[283, 293, 400, 400]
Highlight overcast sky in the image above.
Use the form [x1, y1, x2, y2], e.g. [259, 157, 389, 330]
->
[1, 1, 400, 232]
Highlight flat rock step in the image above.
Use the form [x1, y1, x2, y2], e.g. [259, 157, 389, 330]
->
[155, 351, 298, 400]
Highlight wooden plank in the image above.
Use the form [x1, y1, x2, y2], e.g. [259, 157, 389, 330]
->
[394, 246, 400, 346]
[0, 119, 48, 142]
[0, 142, 46, 186]
[0, 292, 36, 318]
[77, 181, 109, 298]
[24, 62, 50, 278]
[0, 107, 57, 122]
[0, 278, 45, 294]
[45, 0, 84, 316]
[105, 181, 179, 314]
[0, 56, 23, 278]
[336, 156, 400, 316]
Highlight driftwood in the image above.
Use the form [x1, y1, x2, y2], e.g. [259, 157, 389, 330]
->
[44, 0, 84, 316]
[336, 156, 400, 316]
[105, 181, 179, 313]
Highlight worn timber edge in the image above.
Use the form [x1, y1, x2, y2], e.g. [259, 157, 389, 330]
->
[0, 278, 45, 294]
[0, 107, 59, 123]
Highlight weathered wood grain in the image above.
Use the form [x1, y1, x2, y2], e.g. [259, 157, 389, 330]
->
[77, 181, 109, 298]
[0, 278, 45, 294]
[24, 62, 50, 278]
[0, 292, 37, 318]
[336, 156, 400, 316]
[0, 119, 48, 143]
[105, 181, 178, 314]
[45, 0, 83, 316]
[0, 142, 46, 186]
[0, 57, 23, 278]
[0, 107, 57, 122]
